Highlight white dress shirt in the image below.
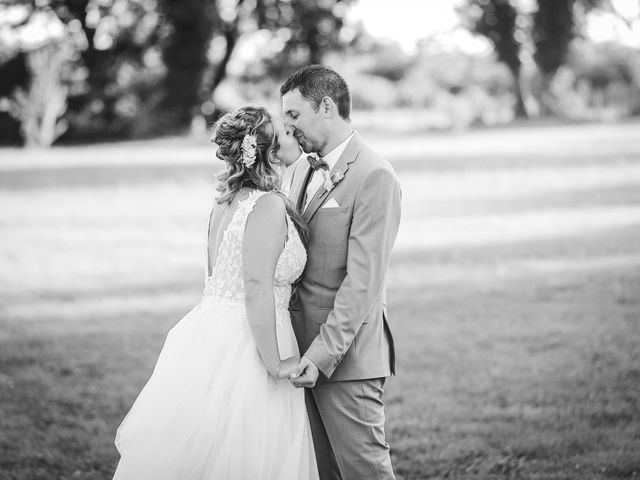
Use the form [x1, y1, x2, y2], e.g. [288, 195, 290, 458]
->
[304, 131, 355, 210]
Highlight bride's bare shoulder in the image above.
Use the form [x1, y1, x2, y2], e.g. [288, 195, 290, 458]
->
[253, 191, 286, 216]
[245, 192, 286, 235]
[243, 192, 287, 254]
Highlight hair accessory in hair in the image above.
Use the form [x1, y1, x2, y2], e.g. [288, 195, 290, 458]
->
[241, 134, 257, 167]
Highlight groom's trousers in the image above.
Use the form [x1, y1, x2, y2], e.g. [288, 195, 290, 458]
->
[305, 378, 395, 480]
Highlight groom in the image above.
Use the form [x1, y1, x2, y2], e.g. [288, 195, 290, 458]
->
[282, 65, 401, 480]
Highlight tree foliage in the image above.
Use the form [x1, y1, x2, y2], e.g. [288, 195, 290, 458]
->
[462, 0, 634, 117]
[0, 0, 354, 145]
[461, 0, 527, 117]
[247, 0, 356, 81]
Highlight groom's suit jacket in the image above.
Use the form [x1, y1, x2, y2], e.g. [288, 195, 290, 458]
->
[289, 131, 401, 382]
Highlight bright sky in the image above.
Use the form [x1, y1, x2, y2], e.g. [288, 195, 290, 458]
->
[352, 0, 640, 54]
[349, 0, 464, 53]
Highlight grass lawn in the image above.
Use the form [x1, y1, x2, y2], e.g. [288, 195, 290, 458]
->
[1, 121, 639, 479]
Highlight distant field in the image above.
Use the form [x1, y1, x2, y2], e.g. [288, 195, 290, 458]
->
[1, 121, 639, 479]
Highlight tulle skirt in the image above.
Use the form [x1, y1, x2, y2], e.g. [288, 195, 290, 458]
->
[113, 297, 318, 480]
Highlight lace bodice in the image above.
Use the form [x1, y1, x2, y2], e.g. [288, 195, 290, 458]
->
[202, 190, 306, 314]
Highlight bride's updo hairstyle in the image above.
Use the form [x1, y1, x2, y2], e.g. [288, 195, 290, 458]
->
[213, 106, 280, 203]
[212, 105, 308, 244]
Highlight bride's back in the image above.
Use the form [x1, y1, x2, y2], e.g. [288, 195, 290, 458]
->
[207, 189, 252, 274]
[203, 189, 306, 306]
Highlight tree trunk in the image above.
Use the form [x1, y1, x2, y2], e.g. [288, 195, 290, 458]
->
[202, 18, 240, 100]
[158, 0, 215, 133]
[213, 29, 237, 93]
[510, 66, 528, 118]
[306, 26, 322, 65]
[15, 44, 69, 148]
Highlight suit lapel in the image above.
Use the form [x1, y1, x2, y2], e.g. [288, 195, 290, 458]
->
[303, 132, 364, 223]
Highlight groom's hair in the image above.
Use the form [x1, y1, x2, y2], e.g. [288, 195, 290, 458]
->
[280, 65, 351, 120]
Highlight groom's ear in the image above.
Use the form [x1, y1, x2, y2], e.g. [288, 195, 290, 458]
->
[320, 96, 335, 117]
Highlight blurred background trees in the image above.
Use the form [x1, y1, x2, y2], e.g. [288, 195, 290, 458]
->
[0, 0, 638, 146]
[461, 0, 528, 118]
[0, 0, 356, 145]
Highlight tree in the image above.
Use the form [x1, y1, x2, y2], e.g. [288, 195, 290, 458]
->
[531, 0, 616, 113]
[279, 0, 353, 65]
[0, 49, 27, 146]
[461, 0, 528, 118]
[0, 0, 358, 144]
[530, 0, 575, 113]
[0, 6, 78, 146]
[1, 0, 208, 139]
[568, 40, 640, 115]
[59, 0, 162, 139]
[11, 41, 72, 147]
[532, 0, 575, 80]
[156, 0, 216, 133]
[201, 0, 246, 100]
[253, 0, 357, 80]
[461, 0, 634, 118]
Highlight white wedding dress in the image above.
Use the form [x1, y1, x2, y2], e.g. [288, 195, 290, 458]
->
[113, 190, 318, 480]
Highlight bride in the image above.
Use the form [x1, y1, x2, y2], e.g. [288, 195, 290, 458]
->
[112, 106, 318, 480]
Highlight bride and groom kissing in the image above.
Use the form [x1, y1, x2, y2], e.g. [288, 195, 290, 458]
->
[112, 65, 402, 480]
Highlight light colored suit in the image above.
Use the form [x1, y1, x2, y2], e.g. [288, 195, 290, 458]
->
[289, 131, 401, 480]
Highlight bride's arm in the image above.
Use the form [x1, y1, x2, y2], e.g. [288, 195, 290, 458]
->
[242, 193, 299, 380]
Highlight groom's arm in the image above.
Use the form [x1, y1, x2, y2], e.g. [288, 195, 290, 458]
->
[304, 164, 401, 379]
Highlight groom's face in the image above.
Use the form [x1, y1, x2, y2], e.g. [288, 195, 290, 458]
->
[282, 88, 327, 154]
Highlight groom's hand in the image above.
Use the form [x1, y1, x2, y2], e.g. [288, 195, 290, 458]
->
[290, 355, 319, 388]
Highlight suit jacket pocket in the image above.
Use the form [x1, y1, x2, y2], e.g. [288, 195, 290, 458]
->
[313, 210, 350, 244]
[317, 206, 349, 213]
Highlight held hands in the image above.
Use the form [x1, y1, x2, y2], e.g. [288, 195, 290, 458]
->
[289, 355, 320, 388]
[277, 356, 302, 380]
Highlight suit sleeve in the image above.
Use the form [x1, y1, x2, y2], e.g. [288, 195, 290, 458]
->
[304, 166, 402, 378]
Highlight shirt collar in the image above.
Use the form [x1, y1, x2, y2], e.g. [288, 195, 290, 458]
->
[321, 130, 355, 171]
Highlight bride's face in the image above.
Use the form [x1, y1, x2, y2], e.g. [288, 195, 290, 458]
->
[273, 118, 302, 167]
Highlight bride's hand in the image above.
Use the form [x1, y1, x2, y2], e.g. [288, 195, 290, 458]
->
[277, 356, 301, 380]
